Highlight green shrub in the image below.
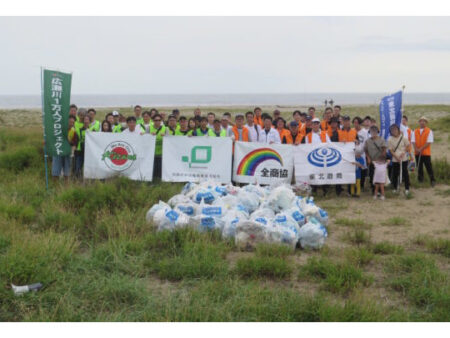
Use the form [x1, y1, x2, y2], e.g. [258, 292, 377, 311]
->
[0, 146, 41, 172]
[343, 228, 371, 246]
[0, 201, 36, 224]
[432, 158, 450, 184]
[235, 256, 293, 279]
[345, 247, 374, 266]
[414, 235, 450, 258]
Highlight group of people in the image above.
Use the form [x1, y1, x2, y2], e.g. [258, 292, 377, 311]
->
[53, 104, 436, 200]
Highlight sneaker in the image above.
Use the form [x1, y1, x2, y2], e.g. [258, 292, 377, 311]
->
[380, 195, 385, 201]
[393, 189, 398, 194]
[373, 195, 378, 200]
[405, 190, 410, 196]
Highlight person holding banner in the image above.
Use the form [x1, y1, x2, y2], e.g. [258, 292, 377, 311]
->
[75, 108, 86, 131]
[150, 113, 165, 179]
[412, 116, 436, 187]
[69, 104, 78, 120]
[165, 115, 178, 136]
[388, 124, 410, 195]
[245, 111, 262, 142]
[275, 118, 290, 142]
[321, 107, 332, 132]
[328, 117, 340, 142]
[101, 120, 112, 133]
[339, 116, 357, 142]
[260, 116, 281, 144]
[231, 114, 250, 142]
[52, 116, 76, 182]
[123, 116, 145, 135]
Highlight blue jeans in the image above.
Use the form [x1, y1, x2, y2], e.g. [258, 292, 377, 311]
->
[52, 155, 71, 177]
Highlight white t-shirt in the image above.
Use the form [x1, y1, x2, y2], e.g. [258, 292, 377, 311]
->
[356, 128, 369, 169]
[122, 126, 143, 135]
[411, 128, 434, 143]
[221, 125, 233, 137]
[260, 128, 281, 144]
[245, 123, 263, 142]
[305, 131, 331, 144]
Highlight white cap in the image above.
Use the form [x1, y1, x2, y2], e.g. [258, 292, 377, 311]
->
[112, 111, 119, 116]
[312, 117, 321, 123]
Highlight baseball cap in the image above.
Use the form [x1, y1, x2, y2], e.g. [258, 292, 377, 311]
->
[312, 118, 321, 123]
[289, 121, 299, 127]
[306, 115, 313, 121]
[343, 115, 351, 121]
[112, 111, 119, 116]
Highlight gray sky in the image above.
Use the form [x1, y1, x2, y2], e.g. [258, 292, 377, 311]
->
[1, 16, 449, 95]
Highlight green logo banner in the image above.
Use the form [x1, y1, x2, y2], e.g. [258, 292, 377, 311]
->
[42, 68, 72, 156]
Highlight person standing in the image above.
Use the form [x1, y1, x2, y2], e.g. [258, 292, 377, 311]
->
[388, 124, 410, 195]
[175, 116, 192, 136]
[253, 107, 264, 128]
[333, 105, 342, 120]
[327, 117, 340, 142]
[193, 108, 202, 118]
[87, 109, 100, 132]
[364, 125, 388, 198]
[245, 111, 262, 142]
[193, 117, 210, 136]
[134, 105, 144, 125]
[350, 138, 365, 198]
[283, 121, 304, 144]
[208, 119, 227, 137]
[207, 112, 215, 129]
[149, 114, 165, 179]
[111, 111, 122, 133]
[74, 115, 91, 178]
[122, 116, 144, 135]
[220, 114, 233, 137]
[165, 115, 178, 136]
[260, 116, 281, 144]
[75, 108, 86, 131]
[52, 116, 77, 182]
[321, 107, 333, 132]
[275, 117, 290, 142]
[140, 111, 152, 133]
[101, 120, 112, 132]
[412, 116, 436, 187]
[353, 116, 369, 191]
[231, 114, 249, 142]
[305, 118, 330, 144]
[308, 107, 316, 119]
[339, 116, 357, 142]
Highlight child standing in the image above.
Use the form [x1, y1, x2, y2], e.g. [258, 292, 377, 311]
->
[364, 126, 388, 200]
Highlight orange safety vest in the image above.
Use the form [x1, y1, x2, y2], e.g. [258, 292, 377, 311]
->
[306, 131, 327, 143]
[253, 115, 264, 128]
[414, 127, 431, 156]
[339, 128, 357, 142]
[298, 123, 306, 136]
[277, 128, 290, 142]
[232, 125, 249, 142]
[283, 132, 304, 144]
[321, 120, 330, 132]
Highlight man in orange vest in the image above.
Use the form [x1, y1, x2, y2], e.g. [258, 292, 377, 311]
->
[305, 118, 330, 144]
[412, 116, 435, 187]
[339, 116, 357, 142]
[231, 114, 249, 142]
[321, 107, 333, 132]
[253, 107, 264, 128]
[282, 121, 304, 144]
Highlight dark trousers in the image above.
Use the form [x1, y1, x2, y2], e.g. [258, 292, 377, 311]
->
[392, 161, 410, 190]
[368, 163, 375, 193]
[312, 185, 328, 196]
[415, 155, 435, 183]
[360, 168, 368, 191]
[153, 156, 162, 179]
[74, 152, 84, 178]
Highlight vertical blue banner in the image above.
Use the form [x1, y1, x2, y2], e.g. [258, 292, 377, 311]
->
[379, 91, 402, 140]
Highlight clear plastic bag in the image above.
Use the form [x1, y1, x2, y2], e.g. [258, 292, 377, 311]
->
[237, 190, 260, 213]
[235, 221, 267, 250]
[266, 185, 295, 212]
[168, 194, 191, 207]
[250, 208, 275, 221]
[174, 203, 198, 217]
[192, 214, 224, 232]
[298, 221, 328, 249]
[146, 201, 170, 222]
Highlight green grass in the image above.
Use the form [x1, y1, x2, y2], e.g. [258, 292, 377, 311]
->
[343, 228, 371, 246]
[384, 254, 449, 321]
[413, 235, 450, 258]
[435, 188, 450, 197]
[299, 257, 372, 295]
[235, 256, 293, 280]
[0, 109, 449, 322]
[381, 216, 410, 226]
[371, 241, 404, 255]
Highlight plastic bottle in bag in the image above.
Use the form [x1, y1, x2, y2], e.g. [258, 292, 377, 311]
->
[235, 220, 267, 250]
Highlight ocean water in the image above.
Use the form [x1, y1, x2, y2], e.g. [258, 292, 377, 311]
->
[1, 93, 450, 109]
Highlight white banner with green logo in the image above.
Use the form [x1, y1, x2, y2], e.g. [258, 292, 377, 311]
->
[84, 132, 156, 181]
[162, 136, 232, 183]
[233, 141, 294, 185]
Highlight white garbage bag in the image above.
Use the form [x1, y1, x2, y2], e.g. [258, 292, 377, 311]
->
[192, 214, 224, 232]
[237, 190, 260, 213]
[298, 221, 328, 249]
[168, 194, 191, 207]
[153, 208, 181, 231]
[146, 201, 170, 222]
[213, 194, 238, 211]
[174, 203, 198, 217]
[250, 208, 275, 221]
[222, 216, 240, 238]
[193, 188, 216, 204]
[316, 208, 329, 226]
[273, 213, 301, 239]
[266, 185, 295, 212]
[285, 207, 306, 227]
[201, 205, 224, 218]
[235, 220, 267, 250]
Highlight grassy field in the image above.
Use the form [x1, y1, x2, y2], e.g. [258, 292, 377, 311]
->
[0, 105, 449, 321]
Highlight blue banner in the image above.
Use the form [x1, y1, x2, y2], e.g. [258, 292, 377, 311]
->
[379, 91, 402, 140]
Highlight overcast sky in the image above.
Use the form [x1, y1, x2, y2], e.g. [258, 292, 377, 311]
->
[1, 16, 449, 95]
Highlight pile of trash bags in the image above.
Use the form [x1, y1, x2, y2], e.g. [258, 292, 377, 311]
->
[146, 181, 328, 250]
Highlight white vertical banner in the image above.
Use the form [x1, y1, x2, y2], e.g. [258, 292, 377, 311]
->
[162, 136, 232, 183]
[84, 132, 156, 181]
[233, 141, 294, 185]
[294, 143, 356, 185]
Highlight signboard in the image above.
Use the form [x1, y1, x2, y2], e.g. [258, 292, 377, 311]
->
[84, 132, 156, 181]
[162, 136, 232, 183]
[233, 141, 294, 185]
[294, 143, 356, 185]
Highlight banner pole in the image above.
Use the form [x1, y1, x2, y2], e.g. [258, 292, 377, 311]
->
[40, 67, 49, 191]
